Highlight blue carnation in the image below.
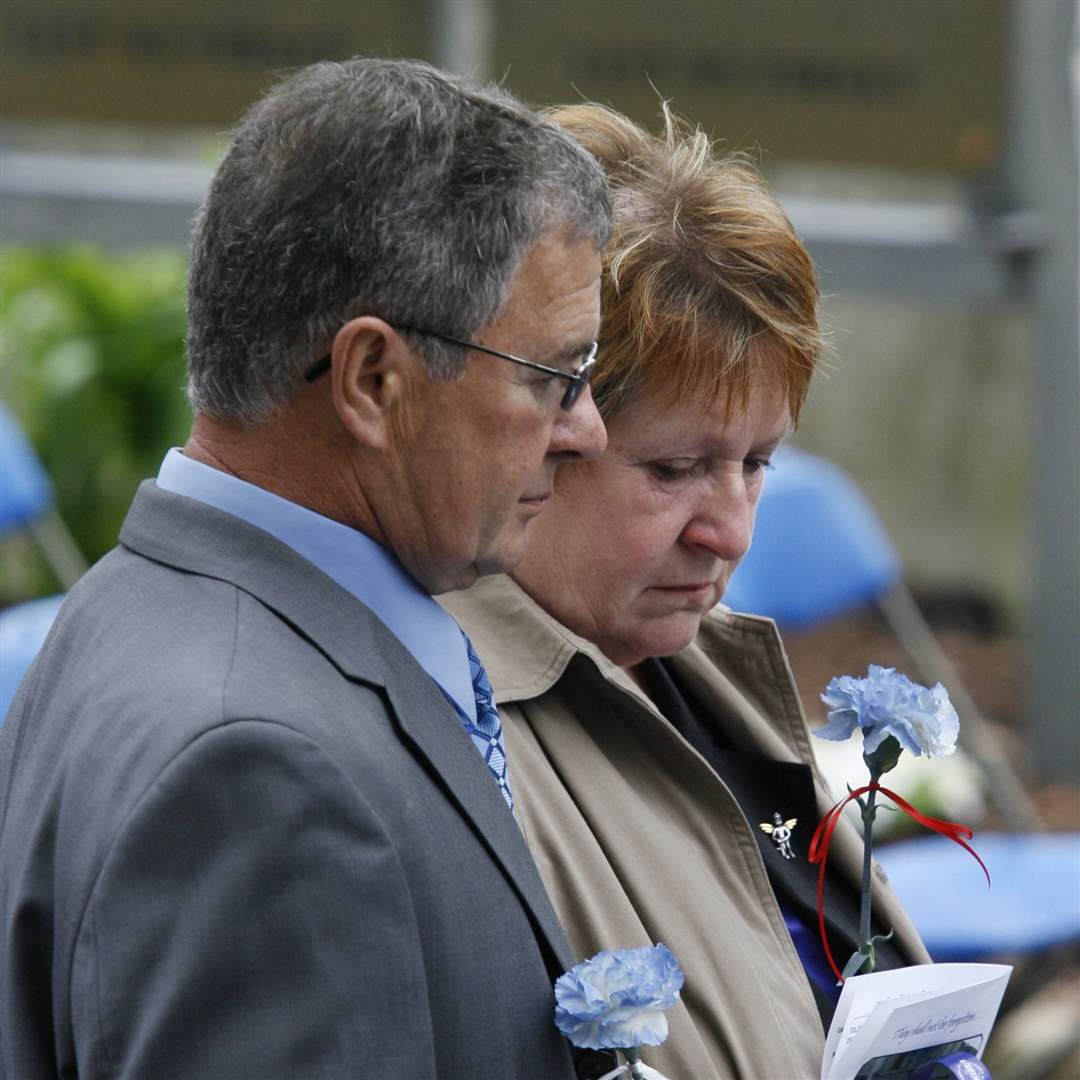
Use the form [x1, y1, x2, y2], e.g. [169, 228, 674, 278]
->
[816, 664, 959, 759]
[554, 944, 685, 1051]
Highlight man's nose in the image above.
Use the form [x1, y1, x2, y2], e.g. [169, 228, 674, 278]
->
[549, 383, 607, 461]
[680, 479, 756, 563]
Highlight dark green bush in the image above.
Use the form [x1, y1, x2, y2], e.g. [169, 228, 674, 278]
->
[1, 246, 191, 574]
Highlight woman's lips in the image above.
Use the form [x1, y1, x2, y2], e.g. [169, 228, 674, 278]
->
[652, 582, 715, 602]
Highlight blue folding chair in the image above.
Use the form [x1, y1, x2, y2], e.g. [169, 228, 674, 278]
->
[0, 403, 87, 721]
[882, 830, 1080, 1073]
[877, 832, 1080, 961]
[1, 402, 87, 590]
[725, 445, 1040, 831]
[0, 593, 66, 717]
[724, 446, 902, 627]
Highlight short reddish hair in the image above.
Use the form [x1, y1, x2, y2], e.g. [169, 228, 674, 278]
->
[546, 102, 822, 424]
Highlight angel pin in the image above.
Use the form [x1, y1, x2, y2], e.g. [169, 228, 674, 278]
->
[760, 812, 798, 859]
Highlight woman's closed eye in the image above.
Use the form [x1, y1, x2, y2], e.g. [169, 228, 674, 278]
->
[643, 452, 776, 486]
[744, 456, 775, 476]
[649, 460, 706, 483]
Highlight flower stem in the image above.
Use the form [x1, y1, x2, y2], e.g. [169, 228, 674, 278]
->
[858, 783, 877, 972]
[624, 1047, 645, 1078]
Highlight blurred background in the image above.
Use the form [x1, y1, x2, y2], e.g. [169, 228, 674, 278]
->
[1, 2, 1077, 1076]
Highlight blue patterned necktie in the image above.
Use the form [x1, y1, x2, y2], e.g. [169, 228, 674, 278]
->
[459, 633, 515, 815]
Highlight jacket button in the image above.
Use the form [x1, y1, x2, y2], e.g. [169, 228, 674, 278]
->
[575, 1049, 618, 1079]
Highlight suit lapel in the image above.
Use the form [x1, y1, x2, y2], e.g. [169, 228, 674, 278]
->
[120, 481, 576, 975]
[385, 670, 576, 972]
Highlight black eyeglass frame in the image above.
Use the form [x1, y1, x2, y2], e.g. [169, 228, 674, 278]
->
[303, 326, 598, 410]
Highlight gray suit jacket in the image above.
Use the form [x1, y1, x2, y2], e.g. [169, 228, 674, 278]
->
[0, 483, 605, 1079]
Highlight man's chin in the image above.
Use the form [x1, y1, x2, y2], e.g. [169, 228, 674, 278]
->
[432, 520, 535, 594]
[469, 519, 535, 581]
[472, 548, 524, 583]
[432, 564, 480, 596]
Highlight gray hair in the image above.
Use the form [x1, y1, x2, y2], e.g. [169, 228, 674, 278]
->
[186, 58, 612, 424]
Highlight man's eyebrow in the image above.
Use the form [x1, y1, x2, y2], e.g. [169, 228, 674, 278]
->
[550, 339, 597, 368]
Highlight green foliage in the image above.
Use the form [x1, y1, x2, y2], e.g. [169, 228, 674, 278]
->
[1, 246, 191, 572]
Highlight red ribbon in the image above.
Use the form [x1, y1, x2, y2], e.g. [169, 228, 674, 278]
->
[807, 782, 990, 983]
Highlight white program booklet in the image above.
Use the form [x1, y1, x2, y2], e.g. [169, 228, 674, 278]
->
[821, 963, 1012, 1080]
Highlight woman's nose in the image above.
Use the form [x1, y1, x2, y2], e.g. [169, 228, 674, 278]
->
[680, 484, 756, 562]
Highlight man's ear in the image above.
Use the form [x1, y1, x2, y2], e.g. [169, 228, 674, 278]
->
[329, 318, 414, 450]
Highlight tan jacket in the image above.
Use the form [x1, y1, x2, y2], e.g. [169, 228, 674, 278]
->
[442, 575, 929, 1080]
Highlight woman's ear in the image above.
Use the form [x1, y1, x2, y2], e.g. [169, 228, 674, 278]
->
[329, 318, 414, 449]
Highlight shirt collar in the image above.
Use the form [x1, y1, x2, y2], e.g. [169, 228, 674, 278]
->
[156, 448, 475, 721]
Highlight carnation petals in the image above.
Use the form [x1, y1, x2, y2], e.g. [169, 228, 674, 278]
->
[816, 664, 959, 761]
[554, 944, 685, 1051]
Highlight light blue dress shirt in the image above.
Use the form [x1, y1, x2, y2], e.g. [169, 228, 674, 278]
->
[156, 448, 476, 723]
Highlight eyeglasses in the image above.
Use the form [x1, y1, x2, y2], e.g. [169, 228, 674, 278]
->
[303, 326, 598, 411]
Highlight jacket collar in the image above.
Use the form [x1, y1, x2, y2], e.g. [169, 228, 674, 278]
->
[443, 578, 836, 821]
[439, 572, 639, 702]
[122, 481, 395, 685]
[120, 482, 578, 975]
[439, 572, 807, 739]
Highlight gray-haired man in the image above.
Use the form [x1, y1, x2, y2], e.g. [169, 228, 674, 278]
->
[0, 59, 612, 1078]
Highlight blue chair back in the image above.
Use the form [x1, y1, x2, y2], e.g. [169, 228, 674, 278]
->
[0, 594, 65, 720]
[0, 402, 54, 532]
[723, 446, 902, 629]
[0, 405, 80, 727]
[878, 833, 1080, 960]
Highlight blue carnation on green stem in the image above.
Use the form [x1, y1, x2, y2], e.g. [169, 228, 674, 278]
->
[816, 664, 959, 760]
